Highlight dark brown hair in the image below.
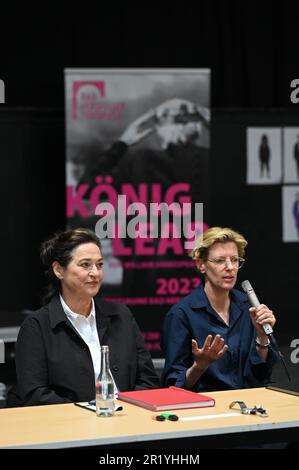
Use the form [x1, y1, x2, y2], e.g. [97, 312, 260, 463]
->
[40, 228, 101, 304]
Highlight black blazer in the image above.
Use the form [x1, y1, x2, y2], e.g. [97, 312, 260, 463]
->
[15, 296, 160, 406]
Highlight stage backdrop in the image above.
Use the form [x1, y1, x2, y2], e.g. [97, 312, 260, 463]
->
[65, 69, 210, 357]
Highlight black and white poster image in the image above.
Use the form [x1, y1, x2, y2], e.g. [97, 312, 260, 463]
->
[282, 186, 299, 242]
[246, 127, 282, 185]
[283, 128, 299, 183]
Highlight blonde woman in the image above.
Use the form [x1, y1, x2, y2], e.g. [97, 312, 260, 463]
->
[162, 227, 278, 392]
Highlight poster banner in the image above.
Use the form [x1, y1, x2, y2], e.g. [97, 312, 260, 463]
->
[282, 185, 299, 242]
[65, 69, 210, 356]
[283, 127, 299, 183]
[246, 127, 282, 185]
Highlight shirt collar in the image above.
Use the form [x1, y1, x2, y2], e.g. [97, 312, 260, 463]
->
[188, 284, 248, 328]
[189, 283, 248, 309]
[48, 295, 118, 333]
[59, 294, 96, 324]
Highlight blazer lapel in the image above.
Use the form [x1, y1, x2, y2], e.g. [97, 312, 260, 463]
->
[95, 300, 109, 343]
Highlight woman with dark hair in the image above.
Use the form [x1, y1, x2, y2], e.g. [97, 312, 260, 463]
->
[14, 228, 159, 406]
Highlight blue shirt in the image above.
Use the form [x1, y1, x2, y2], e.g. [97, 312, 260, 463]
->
[162, 284, 278, 392]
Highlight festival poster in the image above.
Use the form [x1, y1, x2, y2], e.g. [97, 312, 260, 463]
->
[65, 69, 210, 357]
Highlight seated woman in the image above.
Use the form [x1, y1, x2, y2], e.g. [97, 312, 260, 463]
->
[14, 228, 159, 406]
[162, 226, 278, 392]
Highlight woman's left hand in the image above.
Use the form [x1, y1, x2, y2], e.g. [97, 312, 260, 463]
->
[249, 304, 276, 339]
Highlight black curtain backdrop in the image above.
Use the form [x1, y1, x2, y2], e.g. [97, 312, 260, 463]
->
[0, 109, 65, 310]
[1, 1, 299, 352]
[1, 1, 299, 108]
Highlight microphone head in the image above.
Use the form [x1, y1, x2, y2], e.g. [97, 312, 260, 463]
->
[241, 279, 260, 308]
[241, 280, 252, 293]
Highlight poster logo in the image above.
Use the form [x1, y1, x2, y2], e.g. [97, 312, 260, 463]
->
[0, 79, 5, 104]
[72, 81, 105, 119]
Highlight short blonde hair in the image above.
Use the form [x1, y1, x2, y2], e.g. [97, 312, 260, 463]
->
[191, 226, 248, 261]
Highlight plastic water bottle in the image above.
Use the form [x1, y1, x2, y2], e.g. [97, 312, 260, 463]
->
[96, 345, 115, 417]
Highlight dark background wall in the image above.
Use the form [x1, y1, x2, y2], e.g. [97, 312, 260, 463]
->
[1, 1, 299, 355]
[1, 1, 299, 108]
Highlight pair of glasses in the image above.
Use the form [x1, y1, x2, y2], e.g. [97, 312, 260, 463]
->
[206, 257, 245, 269]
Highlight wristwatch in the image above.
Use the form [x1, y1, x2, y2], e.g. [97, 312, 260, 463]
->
[255, 336, 270, 349]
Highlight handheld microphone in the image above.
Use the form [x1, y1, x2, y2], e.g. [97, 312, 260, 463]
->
[241, 280, 273, 335]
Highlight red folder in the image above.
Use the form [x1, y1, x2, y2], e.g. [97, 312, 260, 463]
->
[117, 386, 215, 411]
